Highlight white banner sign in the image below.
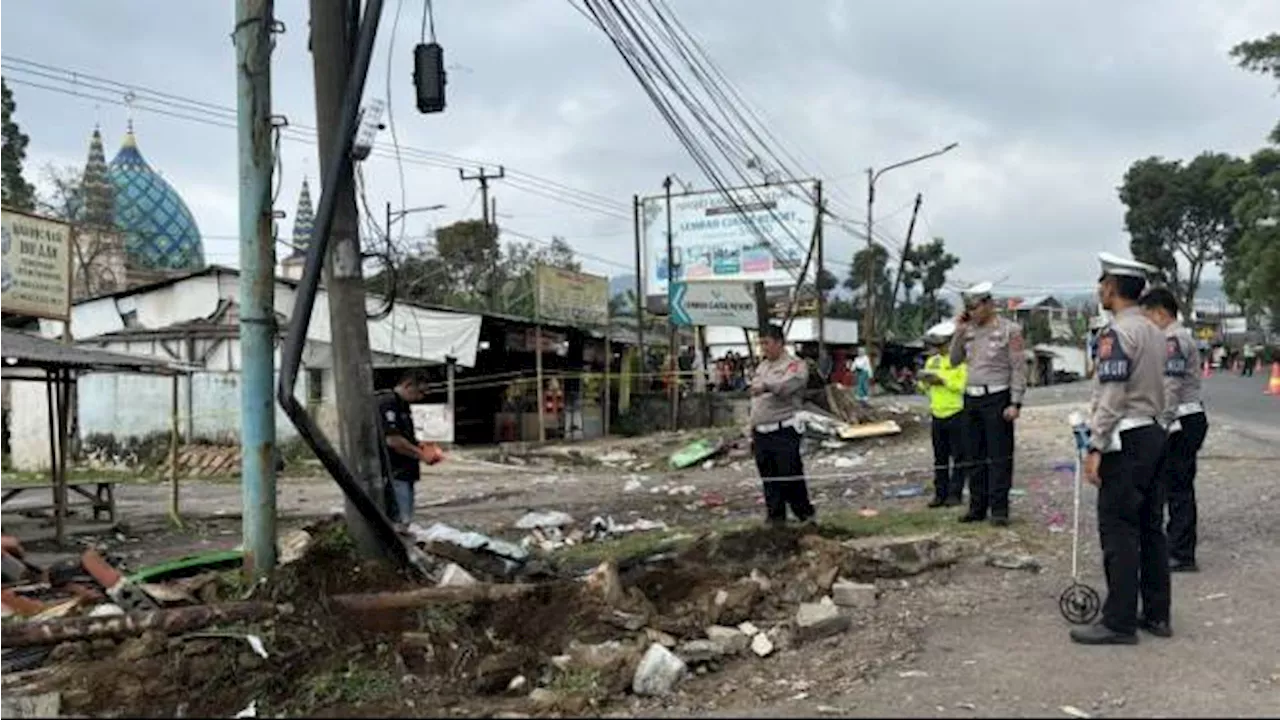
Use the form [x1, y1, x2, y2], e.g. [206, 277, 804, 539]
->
[640, 180, 817, 298]
[670, 280, 763, 328]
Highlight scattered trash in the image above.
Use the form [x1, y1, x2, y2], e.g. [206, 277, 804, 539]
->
[700, 491, 726, 508]
[439, 563, 479, 587]
[514, 511, 575, 530]
[234, 700, 257, 718]
[956, 702, 977, 711]
[898, 669, 929, 678]
[597, 450, 638, 465]
[838, 420, 902, 440]
[1202, 592, 1230, 601]
[830, 455, 866, 469]
[1060, 705, 1091, 719]
[669, 439, 725, 469]
[1008, 488, 1027, 497]
[883, 484, 926, 499]
[858, 508, 880, 518]
[1052, 462, 1075, 473]
[623, 477, 644, 493]
[88, 604, 125, 618]
[985, 553, 1042, 573]
[246, 635, 269, 659]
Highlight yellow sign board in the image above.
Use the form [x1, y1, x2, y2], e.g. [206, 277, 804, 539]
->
[535, 265, 609, 326]
[1, 209, 72, 321]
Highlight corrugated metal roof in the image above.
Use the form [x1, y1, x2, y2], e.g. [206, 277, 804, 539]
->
[0, 329, 185, 376]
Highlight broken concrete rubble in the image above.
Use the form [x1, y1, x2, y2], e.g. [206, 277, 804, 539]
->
[675, 639, 726, 664]
[838, 533, 964, 579]
[750, 632, 775, 658]
[831, 580, 878, 609]
[632, 643, 687, 696]
[985, 553, 1042, 572]
[705, 625, 750, 655]
[439, 563, 478, 587]
[795, 600, 851, 642]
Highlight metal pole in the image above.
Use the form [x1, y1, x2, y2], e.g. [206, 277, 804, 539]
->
[632, 194, 645, 393]
[235, 0, 278, 579]
[535, 325, 546, 442]
[603, 326, 612, 437]
[45, 375, 63, 548]
[815, 180, 825, 363]
[169, 374, 181, 528]
[664, 176, 677, 431]
[889, 193, 923, 333]
[863, 168, 876, 363]
[445, 357, 456, 444]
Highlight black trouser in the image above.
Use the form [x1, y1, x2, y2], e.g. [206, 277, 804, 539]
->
[1243, 357, 1256, 376]
[752, 427, 814, 523]
[930, 413, 966, 502]
[1098, 424, 1171, 634]
[1161, 412, 1208, 564]
[962, 390, 1015, 518]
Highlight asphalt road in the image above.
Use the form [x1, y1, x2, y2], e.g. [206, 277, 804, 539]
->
[1200, 371, 1279, 440]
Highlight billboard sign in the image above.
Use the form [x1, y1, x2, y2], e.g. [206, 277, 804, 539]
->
[670, 280, 766, 328]
[640, 180, 817, 298]
[535, 265, 609, 326]
[1, 209, 72, 321]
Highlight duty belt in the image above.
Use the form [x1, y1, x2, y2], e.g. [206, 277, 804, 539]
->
[964, 384, 1009, 397]
[754, 417, 799, 434]
[1116, 416, 1156, 432]
[1175, 401, 1205, 418]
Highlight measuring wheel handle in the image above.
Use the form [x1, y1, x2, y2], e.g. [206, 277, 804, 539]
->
[1059, 582, 1101, 625]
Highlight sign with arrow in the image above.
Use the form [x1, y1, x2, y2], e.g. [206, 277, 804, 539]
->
[669, 280, 767, 328]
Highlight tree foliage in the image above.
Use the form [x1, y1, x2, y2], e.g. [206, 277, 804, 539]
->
[1, 78, 36, 211]
[1118, 153, 1245, 314]
[1231, 33, 1280, 144]
[370, 221, 583, 319]
[1222, 147, 1280, 328]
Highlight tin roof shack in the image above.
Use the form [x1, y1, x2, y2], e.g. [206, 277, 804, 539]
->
[10, 267, 482, 463]
[2, 329, 185, 545]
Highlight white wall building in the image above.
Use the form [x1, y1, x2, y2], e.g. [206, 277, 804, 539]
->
[7, 266, 482, 469]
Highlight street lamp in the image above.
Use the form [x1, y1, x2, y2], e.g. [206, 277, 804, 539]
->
[862, 142, 958, 354]
[386, 202, 447, 234]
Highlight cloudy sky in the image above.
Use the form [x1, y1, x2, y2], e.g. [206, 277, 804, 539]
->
[3, 0, 1277, 297]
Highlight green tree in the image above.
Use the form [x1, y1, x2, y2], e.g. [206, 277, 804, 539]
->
[1118, 153, 1245, 314]
[1, 78, 37, 210]
[844, 244, 892, 324]
[1230, 33, 1280, 144]
[1223, 147, 1280, 329]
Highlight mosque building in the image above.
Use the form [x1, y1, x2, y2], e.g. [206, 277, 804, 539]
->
[72, 123, 205, 295]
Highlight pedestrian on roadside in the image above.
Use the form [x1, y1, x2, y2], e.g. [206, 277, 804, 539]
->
[377, 370, 432, 534]
[1139, 287, 1208, 573]
[1242, 342, 1257, 377]
[748, 323, 815, 527]
[1071, 252, 1171, 645]
[917, 321, 967, 508]
[852, 346, 873, 401]
[950, 282, 1027, 527]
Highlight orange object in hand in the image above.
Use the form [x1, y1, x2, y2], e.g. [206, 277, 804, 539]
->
[418, 442, 444, 465]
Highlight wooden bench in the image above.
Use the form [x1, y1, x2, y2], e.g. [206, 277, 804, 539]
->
[1, 482, 118, 523]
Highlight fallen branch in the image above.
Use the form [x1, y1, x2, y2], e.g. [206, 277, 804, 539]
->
[330, 583, 539, 612]
[1, 602, 286, 648]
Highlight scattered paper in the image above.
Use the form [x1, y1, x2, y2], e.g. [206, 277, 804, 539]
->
[1060, 705, 1091, 719]
[245, 635, 268, 659]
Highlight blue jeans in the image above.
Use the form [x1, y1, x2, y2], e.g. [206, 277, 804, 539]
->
[388, 478, 415, 525]
[855, 371, 870, 400]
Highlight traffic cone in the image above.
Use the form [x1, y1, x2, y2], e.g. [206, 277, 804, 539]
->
[1201, 359, 1212, 379]
[1265, 362, 1280, 396]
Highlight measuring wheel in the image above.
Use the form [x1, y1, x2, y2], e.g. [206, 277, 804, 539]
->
[1058, 582, 1101, 625]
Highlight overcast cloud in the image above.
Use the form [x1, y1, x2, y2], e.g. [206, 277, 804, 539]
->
[3, 0, 1277, 296]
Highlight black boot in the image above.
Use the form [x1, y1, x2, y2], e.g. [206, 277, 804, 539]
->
[927, 497, 948, 508]
[1138, 616, 1173, 638]
[1069, 623, 1138, 645]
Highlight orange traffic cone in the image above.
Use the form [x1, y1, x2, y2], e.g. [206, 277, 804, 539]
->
[1265, 362, 1280, 396]
[1201, 359, 1212, 379]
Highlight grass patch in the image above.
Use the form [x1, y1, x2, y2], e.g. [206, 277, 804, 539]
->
[549, 667, 606, 697]
[297, 664, 399, 711]
[0, 467, 149, 487]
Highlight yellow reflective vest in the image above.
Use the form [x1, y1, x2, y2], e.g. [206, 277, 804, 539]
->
[917, 353, 966, 419]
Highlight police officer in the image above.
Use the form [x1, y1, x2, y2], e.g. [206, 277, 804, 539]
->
[950, 282, 1027, 526]
[749, 323, 815, 526]
[1071, 252, 1171, 645]
[377, 370, 430, 534]
[1139, 286, 1208, 573]
[918, 321, 967, 508]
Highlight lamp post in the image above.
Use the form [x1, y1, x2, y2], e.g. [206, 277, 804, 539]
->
[385, 202, 447, 237]
[863, 142, 958, 357]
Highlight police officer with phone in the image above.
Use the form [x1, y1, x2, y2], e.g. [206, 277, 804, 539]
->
[1071, 252, 1171, 645]
[950, 282, 1027, 526]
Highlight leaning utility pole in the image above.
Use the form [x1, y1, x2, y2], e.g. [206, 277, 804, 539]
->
[309, 0, 386, 555]
[235, 0, 277, 578]
[459, 166, 504, 310]
[888, 193, 923, 329]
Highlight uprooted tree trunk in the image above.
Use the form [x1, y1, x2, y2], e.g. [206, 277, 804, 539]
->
[2, 602, 287, 648]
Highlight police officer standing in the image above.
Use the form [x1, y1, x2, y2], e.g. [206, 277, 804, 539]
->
[950, 282, 1027, 526]
[918, 321, 967, 508]
[1071, 252, 1171, 645]
[749, 324, 815, 527]
[1139, 286, 1208, 573]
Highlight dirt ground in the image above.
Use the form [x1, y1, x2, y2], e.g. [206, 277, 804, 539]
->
[5, 381, 1278, 717]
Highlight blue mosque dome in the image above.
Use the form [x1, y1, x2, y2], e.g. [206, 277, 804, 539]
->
[106, 127, 205, 270]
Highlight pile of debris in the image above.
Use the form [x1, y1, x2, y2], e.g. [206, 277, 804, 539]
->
[510, 510, 669, 553]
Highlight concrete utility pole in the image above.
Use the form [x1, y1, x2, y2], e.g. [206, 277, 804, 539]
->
[864, 142, 958, 359]
[235, 0, 277, 578]
[814, 180, 826, 362]
[309, 0, 387, 556]
[663, 175, 678, 430]
[888, 193, 923, 330]
[459, 166, 504, 310]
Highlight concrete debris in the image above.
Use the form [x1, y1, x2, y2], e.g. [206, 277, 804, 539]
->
[1, 692, 60, 719]
[623, 478, 645, 493]
[438, 564, 478, 587]
[748, 569, 772, 593]
[568, 640, 636, 674]
[1060, 706, 1091, 719]
[528, 688, 559, 709]
[750, 632, 775, 658]
[831, 580, 878, 609]
[632, 643, 687, 697]
[88, 604, 125, 618]
[514, 511, 575, 530]
[736, 621, 760, 637]
[985, 553, 1042, 573]
[795, 600, 851, 642]
[597, 450, 638, 465]
[705, 625, 750, 655]
[507, 675, 527, 693]
[841, 533, 963, 578]
[645, 628, 677, 648]
[675, 639, 725, 664]
[550, 655, 572, 671]
[829, 455, 866, 469]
